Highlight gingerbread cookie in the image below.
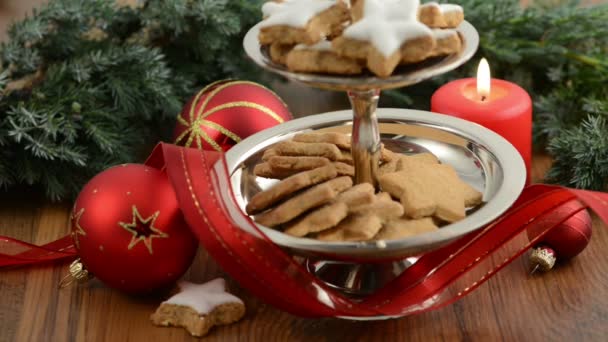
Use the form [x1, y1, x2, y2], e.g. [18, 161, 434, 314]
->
[284, 201, 349, 237]
[259, 0, 350, 45]
[333, 0, 435, 77]
[253, 162, 293, 179]
[317, 213, 383, 241]
[336, 183, 375, 210]
[334, 161, 355, 177]
[255, 176, 352, 227]
[379, 162, 469, 222]
[286, 41, 364, 75]
[262, 147, 279, 161]
[274, 140, 343, 160]
[269, 42, 294, 65]
[283, 183, 374, 237]
[247, 164, 338, 214]
[356, 192, 404, 221]
[267, 155, 331, 173]
[293, 132, 351, 150]
[375, 217, 438, 240]
[418, 2, 464, 29]
[150, 279, 245, 337]
[254, 160, 353, 180]
[428, 29, 462, 58]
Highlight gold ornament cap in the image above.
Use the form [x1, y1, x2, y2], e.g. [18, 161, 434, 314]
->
[59, 258, 93, 288]
[529, 246, 557, 274]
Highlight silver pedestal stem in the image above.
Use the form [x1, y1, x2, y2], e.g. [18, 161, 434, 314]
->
[349, 89, 381, 187]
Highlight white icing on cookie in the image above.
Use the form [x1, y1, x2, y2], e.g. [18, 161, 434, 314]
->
[372, 0, 420, 21]
[344, 0, 431, 57]
[440, 4, 463, 13]
[294, 40, 333, 51]
[423, 2, 463, 14]
[260, 0, 338, 29]
[164, 279, 243, 315]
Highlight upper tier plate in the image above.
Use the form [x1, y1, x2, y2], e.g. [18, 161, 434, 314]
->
[218, 109, 526, 261]
[243, 21, 479, 91]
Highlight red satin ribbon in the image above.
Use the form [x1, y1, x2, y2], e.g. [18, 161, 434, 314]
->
[0, 235, 76, 267]
[155, 143, 608, 317]
[1, 143, 607, 319]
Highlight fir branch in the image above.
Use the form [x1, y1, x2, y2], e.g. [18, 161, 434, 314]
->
[0, 0, 260, 200]
[547, 116, 608, 190]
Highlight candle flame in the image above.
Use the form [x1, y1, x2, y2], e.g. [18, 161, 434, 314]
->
[477, 58, 491, 101]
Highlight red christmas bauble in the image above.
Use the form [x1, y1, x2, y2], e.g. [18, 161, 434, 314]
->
[70, 164, 198, 293]
[541, 209, 592, 260]
[173, 80, 292, 151]
[528, 205, 592, 261]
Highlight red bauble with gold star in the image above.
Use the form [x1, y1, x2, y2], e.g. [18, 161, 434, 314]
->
[173, 80, 292, 151]
[70, 164, 198, 293]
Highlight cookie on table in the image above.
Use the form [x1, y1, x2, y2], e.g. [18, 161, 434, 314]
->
[150, 279, 245, 337]
[418, 2, 464, 29]
[332, 0, 435, 77]
[286, 41, 364, 75]
[259, 0, 350, 45]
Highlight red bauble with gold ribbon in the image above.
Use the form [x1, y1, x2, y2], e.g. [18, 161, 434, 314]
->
[528, 205, 592, 272]
[70, 164, 198, 293]
[173, 80, 292, 151]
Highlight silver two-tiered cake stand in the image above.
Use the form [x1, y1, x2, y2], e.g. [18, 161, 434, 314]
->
[226, 21, 526, 298]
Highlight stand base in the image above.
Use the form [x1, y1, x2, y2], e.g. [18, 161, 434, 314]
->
[305, 257, 419, 297]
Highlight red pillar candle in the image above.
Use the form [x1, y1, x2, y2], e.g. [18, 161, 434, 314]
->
[431, 59, 532, 183]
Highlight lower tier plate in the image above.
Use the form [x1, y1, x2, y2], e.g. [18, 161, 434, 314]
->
[218, 109, 526, 261]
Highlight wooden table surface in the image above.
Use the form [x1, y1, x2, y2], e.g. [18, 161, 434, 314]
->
[1, 1, 608, 341]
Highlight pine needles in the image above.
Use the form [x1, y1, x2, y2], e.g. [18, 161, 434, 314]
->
[0, 0, 262, 200]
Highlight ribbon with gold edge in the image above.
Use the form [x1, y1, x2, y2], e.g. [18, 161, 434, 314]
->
[1, 143, 607, 319]
[156, 143, 608, 317]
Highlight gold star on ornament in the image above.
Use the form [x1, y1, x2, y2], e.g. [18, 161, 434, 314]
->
[71, 208, 86, 249]
[174, 80, 285, 152]
[118, 206, 168, 254]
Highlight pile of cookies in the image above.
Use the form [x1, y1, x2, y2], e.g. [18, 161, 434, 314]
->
[258, 0, 465, 77]
[246, 132, 483, 242]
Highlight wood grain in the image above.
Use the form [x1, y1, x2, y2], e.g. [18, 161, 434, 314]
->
[1, 0, 607, 341]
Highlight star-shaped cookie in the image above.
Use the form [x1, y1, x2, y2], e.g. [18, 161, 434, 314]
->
[379, 161, 479, 222]
[259, 0, 350, 45]
[150, 279, 245, 337]
[334, 0, 435, 77]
